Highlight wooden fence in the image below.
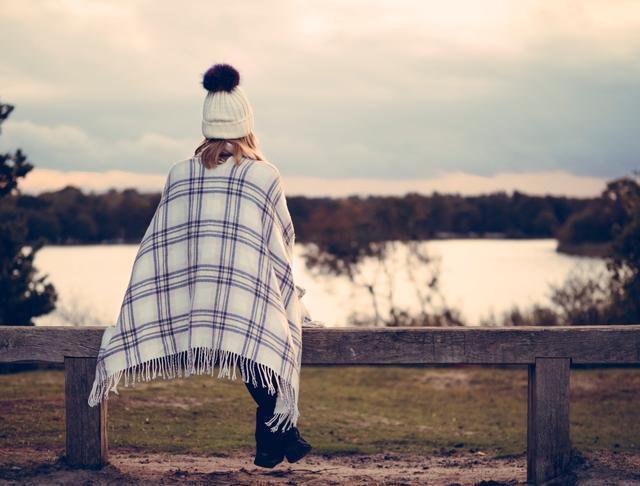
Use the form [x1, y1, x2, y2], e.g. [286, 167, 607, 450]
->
[2, 325, 640, 484]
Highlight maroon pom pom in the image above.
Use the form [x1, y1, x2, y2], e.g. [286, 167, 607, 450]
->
[203, 64, 240, 92]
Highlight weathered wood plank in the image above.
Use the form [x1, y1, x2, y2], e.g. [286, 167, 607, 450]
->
[64, 357, 108, 468]
[1, 326, 639, 365]
[302, 326, 640, 365]
[527, 358, 571, 484]
[1, 327, 105, 363]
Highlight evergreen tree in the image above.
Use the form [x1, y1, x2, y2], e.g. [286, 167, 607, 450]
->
[605, 176, 640, 323]
[0, 102, 57, 325]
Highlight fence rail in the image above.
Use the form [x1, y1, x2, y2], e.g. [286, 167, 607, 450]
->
[2, 325, 640, 484]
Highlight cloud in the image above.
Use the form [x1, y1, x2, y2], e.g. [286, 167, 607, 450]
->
[0, 120, 196, 173]
[1, 0, 639, 185]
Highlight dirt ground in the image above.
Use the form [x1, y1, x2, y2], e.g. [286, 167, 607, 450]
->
[1, 447, 640, 485]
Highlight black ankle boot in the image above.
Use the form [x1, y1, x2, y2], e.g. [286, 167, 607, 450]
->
[282, 426, 312, 463]
[253, 408, 285, 468]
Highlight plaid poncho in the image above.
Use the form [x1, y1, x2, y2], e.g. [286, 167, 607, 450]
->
[88, 154, 311, 432]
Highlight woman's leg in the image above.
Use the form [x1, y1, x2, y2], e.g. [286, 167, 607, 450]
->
[244, 378, 312, 466]
[244, 379, 278, 417]
[244, 379, 287, 467]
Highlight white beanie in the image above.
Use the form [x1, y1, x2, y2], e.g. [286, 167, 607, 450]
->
[201, 64, 254, 139]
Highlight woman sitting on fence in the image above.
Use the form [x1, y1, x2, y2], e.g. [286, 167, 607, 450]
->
[88, 63, 319, 469]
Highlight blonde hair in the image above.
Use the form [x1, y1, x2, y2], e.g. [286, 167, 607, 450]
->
[194, 132, 266, 169]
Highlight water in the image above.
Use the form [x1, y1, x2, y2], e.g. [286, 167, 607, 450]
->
[32, 240, 606, 327]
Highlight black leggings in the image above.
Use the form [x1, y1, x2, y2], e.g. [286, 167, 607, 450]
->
[210, 354, 278, 416]
[244, 379, 278, 416]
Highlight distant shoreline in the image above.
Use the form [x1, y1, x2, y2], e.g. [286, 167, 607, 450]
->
[556, 241, 611, 258]
[37, 237, 609, 259]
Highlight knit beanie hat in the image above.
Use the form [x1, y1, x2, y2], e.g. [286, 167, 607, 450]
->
[201, 64, 254, 139]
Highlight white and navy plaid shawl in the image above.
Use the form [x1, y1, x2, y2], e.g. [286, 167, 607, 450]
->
[89, 154, 311, 432]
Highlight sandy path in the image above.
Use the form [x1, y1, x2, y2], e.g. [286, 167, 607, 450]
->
[1, 448, 640, 485]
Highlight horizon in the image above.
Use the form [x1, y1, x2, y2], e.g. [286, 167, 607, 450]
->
[19, 166, 609, 198]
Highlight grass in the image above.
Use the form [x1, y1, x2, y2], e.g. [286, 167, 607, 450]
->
[1, 366, 639, 458]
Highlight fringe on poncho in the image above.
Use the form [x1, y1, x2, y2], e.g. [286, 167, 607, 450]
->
[88, 154, 311, 432]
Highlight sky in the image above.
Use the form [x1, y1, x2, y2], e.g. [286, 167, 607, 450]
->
[1, 0, 639, 197]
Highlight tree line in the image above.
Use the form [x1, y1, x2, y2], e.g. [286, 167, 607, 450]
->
[0, 184, 612, 248]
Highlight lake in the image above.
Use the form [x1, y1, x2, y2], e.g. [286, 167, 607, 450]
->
[33, 240, 606, 327]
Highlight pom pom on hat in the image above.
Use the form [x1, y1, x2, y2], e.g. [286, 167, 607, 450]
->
[201, 63, 254, 139]
[203, 63, 240, 92]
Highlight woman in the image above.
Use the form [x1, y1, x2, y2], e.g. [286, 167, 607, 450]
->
[88, 63, 317, 468]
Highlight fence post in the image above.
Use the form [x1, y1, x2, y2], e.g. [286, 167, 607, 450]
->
[64, 357, 108, 468]
[527, 357, 571, 484]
